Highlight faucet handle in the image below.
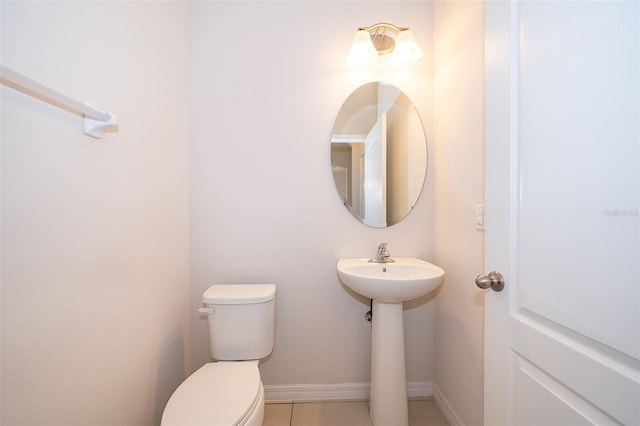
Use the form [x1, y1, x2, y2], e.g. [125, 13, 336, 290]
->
[377, 243, 389, 256]
[369, 242, 393, 263]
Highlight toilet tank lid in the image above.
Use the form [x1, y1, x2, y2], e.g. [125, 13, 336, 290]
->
[203, 284, 276, 304]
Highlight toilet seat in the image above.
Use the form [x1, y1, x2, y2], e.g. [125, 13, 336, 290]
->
[161, 361, 262, 426]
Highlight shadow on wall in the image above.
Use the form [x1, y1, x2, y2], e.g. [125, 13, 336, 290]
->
[153, 328, 187, 426]
[405, 283, 440, 310]
[434, 288, 485, 425]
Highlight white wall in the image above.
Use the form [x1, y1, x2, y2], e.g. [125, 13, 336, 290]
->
[432, 1, 485, 425]
[1, 1, 473, 423]
[188, 1, 435, 388]
[1, 2, 190, 425]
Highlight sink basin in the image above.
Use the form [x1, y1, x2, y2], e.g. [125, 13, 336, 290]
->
[337, 257, 445, 302]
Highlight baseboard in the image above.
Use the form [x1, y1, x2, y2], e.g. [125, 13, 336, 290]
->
[264, 382, 369, 403]
[264, 381, 433, 403]
[432, 382, 464, 426]
[407, 381, 433, 399]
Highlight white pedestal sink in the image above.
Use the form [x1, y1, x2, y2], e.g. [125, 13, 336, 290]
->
[337, 257, 445, 426]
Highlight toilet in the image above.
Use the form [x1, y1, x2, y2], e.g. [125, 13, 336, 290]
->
[161, 284, 276, 426]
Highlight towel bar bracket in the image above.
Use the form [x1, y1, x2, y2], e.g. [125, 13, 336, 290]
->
[83, 101, 118, 139]
[1, 65, 119, 139]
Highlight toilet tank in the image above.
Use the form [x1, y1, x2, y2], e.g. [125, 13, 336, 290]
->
[202, 284, 276, 361]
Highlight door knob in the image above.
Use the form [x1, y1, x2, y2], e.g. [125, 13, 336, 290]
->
[475, 271, 505, 292]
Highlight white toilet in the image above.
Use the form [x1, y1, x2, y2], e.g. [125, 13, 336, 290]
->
[161, 284, 276, 426]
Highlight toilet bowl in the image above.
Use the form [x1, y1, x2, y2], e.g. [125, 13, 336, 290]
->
[161, 284, 276, 426]
[161, 361, 264, 426]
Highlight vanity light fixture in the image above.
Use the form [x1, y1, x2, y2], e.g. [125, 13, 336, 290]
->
[347, 23, 423, 67]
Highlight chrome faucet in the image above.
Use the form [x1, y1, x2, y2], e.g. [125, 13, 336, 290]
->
[369, 242, 395, 263]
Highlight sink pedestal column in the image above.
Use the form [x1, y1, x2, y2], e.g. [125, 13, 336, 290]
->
[370, 300, 408, 426]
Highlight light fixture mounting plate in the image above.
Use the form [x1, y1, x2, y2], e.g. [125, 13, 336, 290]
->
[358, 23, 410, 55]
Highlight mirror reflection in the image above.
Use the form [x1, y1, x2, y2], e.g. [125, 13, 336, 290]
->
[330, 82, 427, 227]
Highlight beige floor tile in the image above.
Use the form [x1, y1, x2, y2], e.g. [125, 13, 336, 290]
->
[291, 401, 372, 426]
[409, 400, 450, 426]
[263, 399, 449, 426]
[263, 403, 293, 426]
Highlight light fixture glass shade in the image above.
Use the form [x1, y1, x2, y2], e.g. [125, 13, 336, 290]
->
[392, 29, 423, 65]
[347, 30, 378, 67]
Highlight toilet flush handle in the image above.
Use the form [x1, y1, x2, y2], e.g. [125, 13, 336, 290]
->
[198, 307, 214, 315]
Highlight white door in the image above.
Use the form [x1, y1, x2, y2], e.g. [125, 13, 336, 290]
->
[483, 1, 640, 425]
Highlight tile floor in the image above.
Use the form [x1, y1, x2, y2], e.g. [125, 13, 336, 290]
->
[263, 399, 449, 426]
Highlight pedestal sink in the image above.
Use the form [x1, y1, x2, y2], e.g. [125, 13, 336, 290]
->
[337, 257, 445, 426]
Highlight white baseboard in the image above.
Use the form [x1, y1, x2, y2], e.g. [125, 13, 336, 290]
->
[264, 381, 433, 403]
[264, 382, 369, 403]
[407, 381, 433, 399]
[432, 382, 464, 426]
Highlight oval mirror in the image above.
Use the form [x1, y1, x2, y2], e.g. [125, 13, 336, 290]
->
[330, 82, 427, 227]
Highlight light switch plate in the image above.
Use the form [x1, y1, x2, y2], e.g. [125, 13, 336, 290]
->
[475, 204, 485, 231]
